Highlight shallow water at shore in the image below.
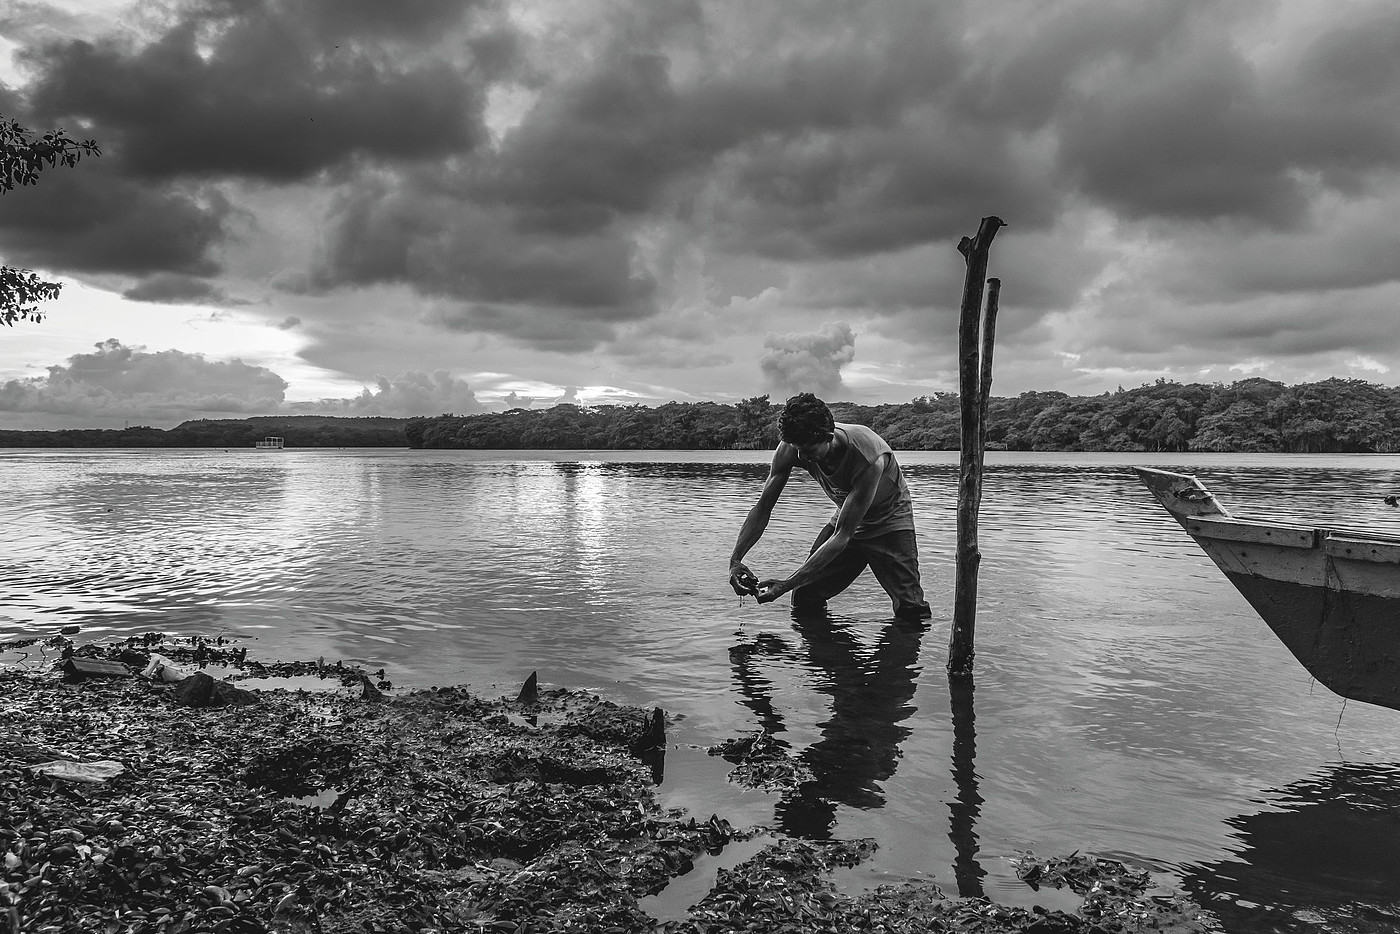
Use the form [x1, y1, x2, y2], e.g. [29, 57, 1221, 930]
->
[6, 448, 1400, 929]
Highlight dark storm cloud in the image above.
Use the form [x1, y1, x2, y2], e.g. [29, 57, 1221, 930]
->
[1056, 32, 1307, 226]
[1, 0, 504, 282]
[1090, 279, 1400, 365]
[295, 0, 491, 43]
[689, 19, 962, 138]
[952, 2, 1199, 128]
[1043, 3, 1400, 227]
[707, 124, 1055, 261]
[302, 0, 984, 346]
[1277, 8, 1400, 188]
[122, 273, 245, 306]
[1144, 198, 1400, 302]
[0, 160, 230, 276]
[297, 36, 692, 348]
[673, 4, 1062, 262]
[430, 303, 616, 353]
[489, 11, 966, 238]
[309, 177, 656, 350]
[674, 0, 1400, 277]
[316, 182, 656, 309]
[21, 0, 496, 183]
[490, 51, 696, 232]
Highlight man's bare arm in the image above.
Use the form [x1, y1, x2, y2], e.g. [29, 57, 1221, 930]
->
[756, 452, 887, 602]
[729, 446, 797, 594]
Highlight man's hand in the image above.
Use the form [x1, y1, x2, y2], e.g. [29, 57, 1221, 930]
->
[729, 563, 760, 596]
[755, 579, 790, 604]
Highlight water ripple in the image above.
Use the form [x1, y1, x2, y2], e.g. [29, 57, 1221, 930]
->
[4, 449, 1399, 929]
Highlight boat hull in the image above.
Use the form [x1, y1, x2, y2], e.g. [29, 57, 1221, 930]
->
[1225, 571, 1400, 711]
[1136, 467, 1400, 712]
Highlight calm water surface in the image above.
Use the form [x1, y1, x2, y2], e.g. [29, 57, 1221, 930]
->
[6, 448, 1400, 931]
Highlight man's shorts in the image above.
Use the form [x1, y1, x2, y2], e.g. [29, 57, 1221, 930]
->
[791, 524, 932, 621]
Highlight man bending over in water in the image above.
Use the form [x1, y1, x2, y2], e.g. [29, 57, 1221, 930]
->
[728, 393, 932, 622]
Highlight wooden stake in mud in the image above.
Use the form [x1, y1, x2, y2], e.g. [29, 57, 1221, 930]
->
[948, 216, 1005, 678]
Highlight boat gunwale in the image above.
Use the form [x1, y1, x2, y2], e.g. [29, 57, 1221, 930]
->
[1138, 466, 1400, 559]
[1183, 515, 1318, 549]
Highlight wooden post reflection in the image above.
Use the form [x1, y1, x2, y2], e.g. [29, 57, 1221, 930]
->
[947, 674, 986, 897]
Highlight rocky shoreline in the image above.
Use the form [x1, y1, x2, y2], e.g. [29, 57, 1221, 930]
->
[2, 635, 1218, 934]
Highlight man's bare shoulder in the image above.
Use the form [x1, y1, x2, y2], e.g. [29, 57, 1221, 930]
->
[770, 442, 800, 471]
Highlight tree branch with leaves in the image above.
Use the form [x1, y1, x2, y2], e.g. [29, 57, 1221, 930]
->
[1, 114, 101, 325]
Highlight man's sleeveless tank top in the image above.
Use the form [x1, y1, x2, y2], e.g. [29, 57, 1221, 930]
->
[795, 422, 915, 538]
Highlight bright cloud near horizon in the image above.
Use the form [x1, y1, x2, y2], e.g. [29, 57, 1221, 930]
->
[3, 0, 1400, 429]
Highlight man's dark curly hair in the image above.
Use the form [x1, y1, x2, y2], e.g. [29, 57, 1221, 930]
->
[779, 393, 834, 445]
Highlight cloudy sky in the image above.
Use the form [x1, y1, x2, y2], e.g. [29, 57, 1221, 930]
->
[3, 0, 1400, 429]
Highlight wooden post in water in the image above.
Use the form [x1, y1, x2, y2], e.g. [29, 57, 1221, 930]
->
[979, 278, 1002, 455]
[947, 216, 1005, 678]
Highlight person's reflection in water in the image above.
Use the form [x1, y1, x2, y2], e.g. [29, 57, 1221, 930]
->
[728, 607, 927, 839]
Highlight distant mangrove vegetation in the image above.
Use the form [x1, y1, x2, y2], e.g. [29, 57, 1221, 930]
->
[0, 416, 408, 448]
[7, 377, 1400, 453]
[408, 377, 1400, 454]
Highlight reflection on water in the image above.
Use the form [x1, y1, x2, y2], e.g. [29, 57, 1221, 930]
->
[947, 676, 986, 899]
[6, 449, 1400, 930]
[726, 610, 926, 839]
[1183, 763, 1400, 932]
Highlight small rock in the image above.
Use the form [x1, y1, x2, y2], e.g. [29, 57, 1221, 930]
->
[210, 679, 260, 707]
[173, 672, 260, 707]
[117, 648, 150, 669]
[173, 672, 216, 707]
[488, 857, 525, 873]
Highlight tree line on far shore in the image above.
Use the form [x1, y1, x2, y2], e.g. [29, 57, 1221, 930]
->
[0, 416, 408, 448]
[407, 377, 1400, 453]
[6, 377, 1400, 453]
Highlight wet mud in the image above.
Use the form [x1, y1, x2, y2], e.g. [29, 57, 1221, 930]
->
[2, 635, 1219, 933]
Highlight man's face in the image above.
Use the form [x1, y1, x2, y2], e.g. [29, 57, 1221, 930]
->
[794, 434, 832, 460]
